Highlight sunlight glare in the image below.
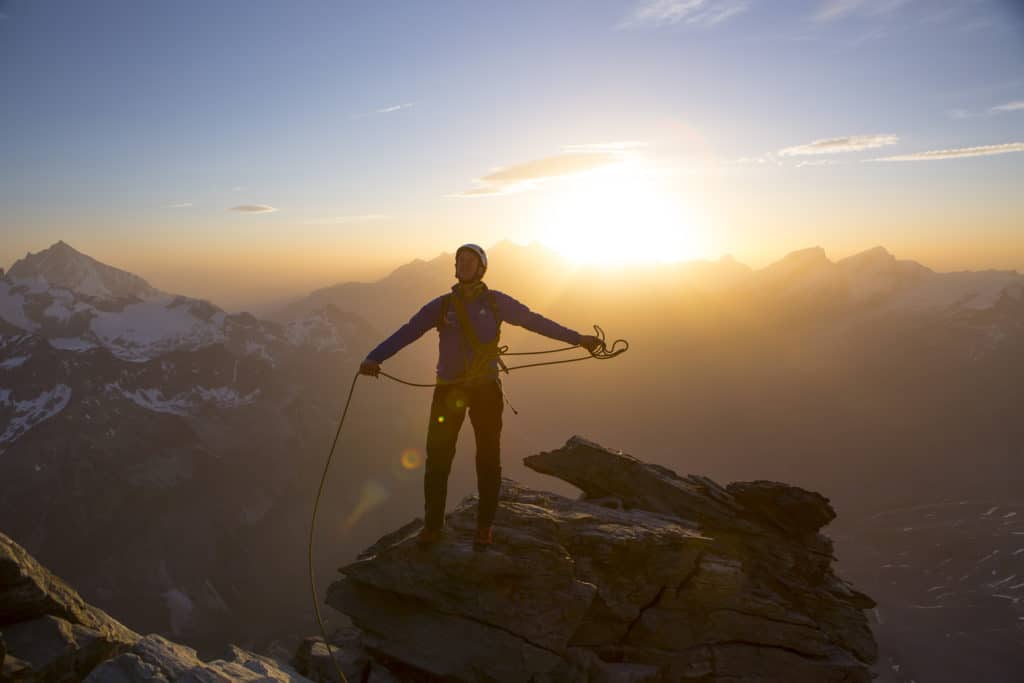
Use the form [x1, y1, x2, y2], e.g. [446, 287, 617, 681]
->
[537, 161, 708, 266]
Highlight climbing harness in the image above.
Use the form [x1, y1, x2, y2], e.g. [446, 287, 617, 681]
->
[307, 326, 627, 683]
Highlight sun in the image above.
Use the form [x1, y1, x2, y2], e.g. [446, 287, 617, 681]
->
[535, 160, 708, 266]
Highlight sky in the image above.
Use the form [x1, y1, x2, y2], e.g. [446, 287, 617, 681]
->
[1, 0, 1023, 310]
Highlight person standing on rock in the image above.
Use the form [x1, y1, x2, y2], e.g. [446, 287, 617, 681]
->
[359, 243, 602, 549]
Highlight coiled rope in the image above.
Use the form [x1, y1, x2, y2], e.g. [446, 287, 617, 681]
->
[307, 325, 627, 683]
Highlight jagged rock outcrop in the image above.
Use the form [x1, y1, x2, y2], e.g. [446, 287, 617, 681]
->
[0, 531, 311, 682]
[321, 436, 877, 683]
[1, 532, 138, 681]
[83, 635, 312, 682]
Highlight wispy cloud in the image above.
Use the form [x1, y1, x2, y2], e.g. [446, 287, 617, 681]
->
[228, 204, 277, 213]
[376, 102, 413, 114]
[619, 0, 749, 29]
[873, 142, 1024, 161]
[814, 0, 863, 22]
[451, 148, 626, 198]
[163, 202, 193, 209]
[779, 134, 899, 156]
[812, 0, 911, 22]
[352, 102, 415, 119]
[796, 159, 839, 167]
[305, 214, 389, 225]
[730, 154, 780, 166]
[944, 100, 1024, 120]
[990, 100, 1024, 114]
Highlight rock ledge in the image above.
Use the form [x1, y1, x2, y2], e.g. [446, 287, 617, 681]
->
[321, 436, 877, 683]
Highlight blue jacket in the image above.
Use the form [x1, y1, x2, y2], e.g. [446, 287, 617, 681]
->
[366, 285, 582, 382]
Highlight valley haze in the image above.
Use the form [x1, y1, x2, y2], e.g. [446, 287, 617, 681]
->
[0, 239, 1021, 682]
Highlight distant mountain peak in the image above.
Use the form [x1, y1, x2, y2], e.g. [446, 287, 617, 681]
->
[839, 245, 894, 267]
[7, 241, 160, 300]
[781, 245, 830, 263]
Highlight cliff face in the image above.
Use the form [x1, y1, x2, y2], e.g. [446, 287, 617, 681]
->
[320, 436, 877, 683]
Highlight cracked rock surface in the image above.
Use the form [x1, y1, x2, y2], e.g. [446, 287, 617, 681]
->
[323, 436, 877, 683]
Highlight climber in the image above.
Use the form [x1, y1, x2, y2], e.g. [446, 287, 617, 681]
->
[359, 243, 602, 550]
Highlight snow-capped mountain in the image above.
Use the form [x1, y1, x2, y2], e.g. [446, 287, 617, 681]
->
[7, 240, 160, 300]
[0, 241, 377, 450]
[0, 242, 382, 651]
[0, 241, 365, 363]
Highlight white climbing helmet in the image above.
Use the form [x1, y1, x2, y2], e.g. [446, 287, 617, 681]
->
[456, 243, 488, 276]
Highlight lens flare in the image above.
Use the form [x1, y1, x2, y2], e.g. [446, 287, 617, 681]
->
[341, 480, 390, 531]
[400, 448, 423, 470]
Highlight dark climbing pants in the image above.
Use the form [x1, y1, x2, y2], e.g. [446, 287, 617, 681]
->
[423, 379, 504, 531]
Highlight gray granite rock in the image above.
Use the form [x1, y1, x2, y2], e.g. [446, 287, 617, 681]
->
[292, 629, 403, 683]
[323, 436, 878, 682]
[83, 634, 314, 682]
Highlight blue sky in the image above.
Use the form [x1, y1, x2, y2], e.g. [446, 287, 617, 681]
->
[1, 0, 1022, 308]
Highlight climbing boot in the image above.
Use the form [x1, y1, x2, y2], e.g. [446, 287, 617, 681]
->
[416, 526, 442, 546]
[473, 526, 493, 551]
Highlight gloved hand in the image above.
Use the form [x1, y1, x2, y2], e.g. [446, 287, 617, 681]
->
[578, 335, 603, 353]
[359, 359, 381, 377]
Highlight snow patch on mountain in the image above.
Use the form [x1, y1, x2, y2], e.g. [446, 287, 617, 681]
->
[284, 310, 347, 352]
[0, 356, 29, 369]
[42, 290, 81, 323]
[195, 386, 261, 408]
[115, 385, 194, 416]
[49, 337, 100, 351]
[108, 382, 261, 416]
[0, 384, 72, 444]
[243, 341, 275, 364]
[90, 297, 228, 361]
[0, 282, 39, 332]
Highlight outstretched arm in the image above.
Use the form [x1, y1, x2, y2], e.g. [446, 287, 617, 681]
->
[360, 297, 444, 375]
[495, 291, 601, 351]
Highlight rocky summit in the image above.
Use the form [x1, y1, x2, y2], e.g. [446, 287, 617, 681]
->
[321, 436, 877, 683]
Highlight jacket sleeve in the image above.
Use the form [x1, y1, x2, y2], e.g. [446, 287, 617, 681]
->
[494, 291, 582, 345]
[365, 296, 444, 363]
